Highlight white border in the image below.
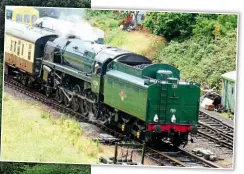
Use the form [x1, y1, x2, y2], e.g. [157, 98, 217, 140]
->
[1, 3, 242, 173]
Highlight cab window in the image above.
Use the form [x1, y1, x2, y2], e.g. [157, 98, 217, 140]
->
[16, 14, 22, 22]
[24, 15, 30, 23]
[32, 15, 37, 23]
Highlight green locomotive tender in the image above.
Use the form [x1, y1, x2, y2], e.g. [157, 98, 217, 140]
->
[5, 21, 200, 147]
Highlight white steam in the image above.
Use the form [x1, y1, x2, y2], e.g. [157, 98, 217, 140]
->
[34, 8, 104, 42]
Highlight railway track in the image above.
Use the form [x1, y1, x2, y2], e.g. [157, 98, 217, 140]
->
[4, 77, 220, 168]
[197, 111, 234, 150]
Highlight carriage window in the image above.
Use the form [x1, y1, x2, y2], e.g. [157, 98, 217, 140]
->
[17, 41, 21, 56]
[16, 14, 22, 22]
[24, 15, 30, 23]
[32, 15, 37, 23]
[28, 44, 32, 60]
[6, 11, 12, 19]
[14, 41, 17, 53]
[10, 40, 13, 51]
[28, 51, 31, 60]
[21, 44, 24, 56]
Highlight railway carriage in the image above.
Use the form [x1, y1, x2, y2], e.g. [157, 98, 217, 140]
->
[4, 20, 200, 147]
[4, 20, 57, 85]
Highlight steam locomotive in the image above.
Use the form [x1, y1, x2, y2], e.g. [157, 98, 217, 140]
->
[4, 20, 200, 147]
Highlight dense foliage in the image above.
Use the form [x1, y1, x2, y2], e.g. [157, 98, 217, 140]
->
[0, 0, 91, 56]
[142, 12, 238, 88]
[143, 12, 197, 41]
[193, 14, 237, 39]
[154, 30, 237, 89]
[0, 162, 91, 174]
[143, 13, 237, 42]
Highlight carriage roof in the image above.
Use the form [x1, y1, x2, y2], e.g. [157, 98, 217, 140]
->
[5, 20, 57, 43]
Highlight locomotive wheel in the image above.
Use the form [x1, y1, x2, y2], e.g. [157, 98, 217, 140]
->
[90, 93, 98, 118]
[100, 107, 114, 125]
[79, 99, 85, 115]
[55, 88, 63, 103]
[92, 104, 98, 118]
[172, 134, 182, 148]
[72, 97, 80, 112]
[64, 95, 71, 108]
[72, 85, 81, 112]
[80, 90, 89, 115]
[84, 100, 92, 116]
[84, 90, 93, 116]
[81, 99, 89, 115]
[45, 87, 52, 98]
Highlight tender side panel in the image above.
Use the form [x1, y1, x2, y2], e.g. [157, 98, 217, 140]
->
[5, 34, 35, 73]
[103, 70, 148, 121]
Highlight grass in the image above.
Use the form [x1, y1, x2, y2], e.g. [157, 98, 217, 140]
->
[1, 92, 108, 164]
[106, 29, 165, 58]
[219, 112, 234, 120]
[86, 15, 166, 59]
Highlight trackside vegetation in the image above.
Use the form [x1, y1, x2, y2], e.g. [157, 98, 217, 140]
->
[1, 93, 103, 163]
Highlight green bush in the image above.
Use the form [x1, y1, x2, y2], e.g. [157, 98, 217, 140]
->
[0, 162, 91, 174]
[154, 30, 237, 89]
[0, 162, 27, 174]
[23, 164, 90, 174]
[193, 14, 238, 39]
[143, 12, 197, 41]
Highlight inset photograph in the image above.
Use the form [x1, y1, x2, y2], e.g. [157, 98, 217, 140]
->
[1, 7, 238, 169]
